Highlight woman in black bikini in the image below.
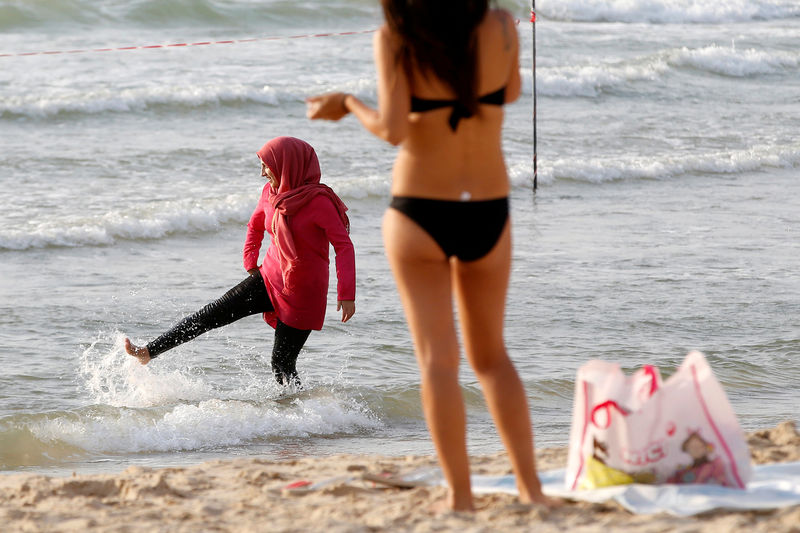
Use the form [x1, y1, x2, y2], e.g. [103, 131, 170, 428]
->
[307, 1, 556, 511]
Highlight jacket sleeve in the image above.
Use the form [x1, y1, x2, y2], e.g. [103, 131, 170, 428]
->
[314, 197, 356, 301]
[243, 187, 268, 271]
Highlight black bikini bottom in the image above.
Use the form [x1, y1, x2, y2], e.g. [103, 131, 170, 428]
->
[389, 196, 509, 262]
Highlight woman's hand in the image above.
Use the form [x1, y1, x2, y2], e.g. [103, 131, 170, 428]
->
[337, 300, 355, 322]
[247, 268, 260, 276]
[306, 92, 349, 121]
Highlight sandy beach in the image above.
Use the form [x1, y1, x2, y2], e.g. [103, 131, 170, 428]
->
[1, 422, 797, 533]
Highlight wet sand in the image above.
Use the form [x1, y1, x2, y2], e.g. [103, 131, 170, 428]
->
[1, 422, 798, 532]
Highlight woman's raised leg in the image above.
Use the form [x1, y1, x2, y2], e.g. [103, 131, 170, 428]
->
[125, 272, 272, 364]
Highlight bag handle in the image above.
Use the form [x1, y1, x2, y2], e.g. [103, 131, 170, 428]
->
[589, 366, 658, 429]
[590, 400, 630, 429]
[642, 365, 659, 396]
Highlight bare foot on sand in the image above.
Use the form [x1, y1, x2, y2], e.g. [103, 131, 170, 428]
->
[427, 497, 474, 516]
[125, 338, 151, 365]
[521, 492, 563, 508]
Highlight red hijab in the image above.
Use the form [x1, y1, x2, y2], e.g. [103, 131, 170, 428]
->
[256, 136, 350, 291]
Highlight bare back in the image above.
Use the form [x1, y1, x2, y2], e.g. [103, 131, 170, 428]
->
[385, 9, 521, 200]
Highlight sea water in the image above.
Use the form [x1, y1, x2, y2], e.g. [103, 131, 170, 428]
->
[0, 0, 798, 475]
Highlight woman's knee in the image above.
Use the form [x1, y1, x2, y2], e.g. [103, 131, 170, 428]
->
[467, 347, 511, 377]
[414, 340, 460, 376]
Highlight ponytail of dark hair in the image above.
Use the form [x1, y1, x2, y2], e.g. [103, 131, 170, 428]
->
[382, 0, 489, 116]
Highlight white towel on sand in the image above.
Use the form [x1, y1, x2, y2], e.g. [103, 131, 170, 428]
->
[468, 462, 800, 516]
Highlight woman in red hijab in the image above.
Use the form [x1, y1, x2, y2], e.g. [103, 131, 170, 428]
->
[125, 137, 356, 387]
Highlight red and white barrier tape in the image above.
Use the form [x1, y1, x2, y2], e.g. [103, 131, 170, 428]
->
[1, 18, 527, 59]
[0, 28, 377, 59]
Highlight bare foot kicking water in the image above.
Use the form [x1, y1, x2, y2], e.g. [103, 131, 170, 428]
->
[124, 338, 151, 365]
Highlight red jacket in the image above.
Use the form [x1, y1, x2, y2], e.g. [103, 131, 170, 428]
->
[243, 184, 356, 331]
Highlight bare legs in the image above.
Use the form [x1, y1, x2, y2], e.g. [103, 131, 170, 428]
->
[383, 208, 473, 510]
[453, 228, 551, 505]
[383, 209, 555, 510]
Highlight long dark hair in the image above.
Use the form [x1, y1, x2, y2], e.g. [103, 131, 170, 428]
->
[382, 0, 489, 116]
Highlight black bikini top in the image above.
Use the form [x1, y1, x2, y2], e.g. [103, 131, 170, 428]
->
[410, 86, 506, 131]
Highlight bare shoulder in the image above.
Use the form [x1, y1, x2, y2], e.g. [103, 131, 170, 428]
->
[488, 8, 518, 50]
[488, 7, 516, 28]
[374, 23, 404, 60]
[375, 23, 390, 40]
[490, 7, 515, 22]
[374, 24, 401, 48]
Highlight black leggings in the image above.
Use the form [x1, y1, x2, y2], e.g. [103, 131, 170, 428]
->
[146, 272, 311, 386]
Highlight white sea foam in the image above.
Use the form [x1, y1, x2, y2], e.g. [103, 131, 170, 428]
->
[328, 173, 392, 200]
[670, 44, 800, 77]
[63, 333, 380, 453]
[3, 143, 796, 252]
[79, 334, 216, 408]
[508, 161, 544, 189]
[526, 60, 670, 97]
[0, 176, 394, 250]
[2, 41, 792, 120]
[546, 143, 800, 183]
[0, 83, 284, 119]
[0, 0, 380, 31]
[0, 194, 254, 250]
[0, 75, 380, 119]
[538, 0, 800, 24]
[519, 44, 797, 98]
[28, 396, 379, 453]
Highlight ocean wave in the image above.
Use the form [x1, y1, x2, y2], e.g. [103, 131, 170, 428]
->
[0, 71, 381, 119]
[537, 0, 800, 24]
[0, 396, 379, 465]
[526, 59, 670, 98]
[0, 195, 253, 251]
[4, 0, 796, 33]
[329, 173, 392, 200]
[2, 144, 794, 252]
[5, 42, 791, 120]
[670, 43, 800, 77]
[543, 143, 800, 183]
[0, 0, 105, 31]
[0, 423, 87, 469]
[28, 334, 380, 457]
[0, 0, 379, 32]
[79, 334, 218, 408]
[519, 44, 798, 97]
[0, 172, 396, 251]
[0, 334, 387, 462]
[0, 83, 285, 119]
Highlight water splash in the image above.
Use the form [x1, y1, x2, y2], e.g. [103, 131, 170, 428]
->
[79, 333, 216, 408]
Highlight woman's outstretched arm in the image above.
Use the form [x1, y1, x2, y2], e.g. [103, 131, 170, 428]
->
[306, 26, 410, 146]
